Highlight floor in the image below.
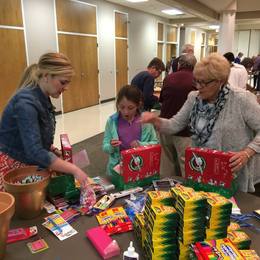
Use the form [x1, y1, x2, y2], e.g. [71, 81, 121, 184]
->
[53, 101, 116, 147]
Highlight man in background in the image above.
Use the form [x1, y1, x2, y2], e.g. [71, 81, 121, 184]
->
[234, 52, 243, 64]
[159, 54, 197, 177]
[131, 57, 165, 111]
[224, 52, 248, 89]
[169, 44, 194, 74]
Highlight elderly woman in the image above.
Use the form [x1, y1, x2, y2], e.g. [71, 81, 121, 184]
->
[142, 53, 260, 192]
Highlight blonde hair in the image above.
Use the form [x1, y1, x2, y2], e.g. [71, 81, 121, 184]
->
[193, 53, 230, 82]
[19, 52, 74, 89]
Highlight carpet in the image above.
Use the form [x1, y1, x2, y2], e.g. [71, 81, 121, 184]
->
[72, 132, 108, 178]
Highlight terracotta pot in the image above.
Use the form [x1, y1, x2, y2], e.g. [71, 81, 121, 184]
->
[0, 192, 15, 260]
[3, 166, 50, 219]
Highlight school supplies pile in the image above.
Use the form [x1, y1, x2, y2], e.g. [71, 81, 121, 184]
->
[185, 147, 236, 198]
[111, 144, 161, 190]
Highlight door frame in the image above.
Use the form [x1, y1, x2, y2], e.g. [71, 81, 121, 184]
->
[114, 10, 129, 97]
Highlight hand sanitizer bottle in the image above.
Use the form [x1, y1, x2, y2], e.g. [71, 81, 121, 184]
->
[123, 241, 139, 260]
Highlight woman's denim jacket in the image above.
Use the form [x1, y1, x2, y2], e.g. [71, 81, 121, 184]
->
[0, 86, 57, 168]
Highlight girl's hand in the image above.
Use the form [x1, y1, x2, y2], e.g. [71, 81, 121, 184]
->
[229, 150, 250, 172]
[130, 140, 140, 148]
[110, 139, 122, 147]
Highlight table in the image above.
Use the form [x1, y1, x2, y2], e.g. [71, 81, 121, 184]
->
[5, 192, 260, 260]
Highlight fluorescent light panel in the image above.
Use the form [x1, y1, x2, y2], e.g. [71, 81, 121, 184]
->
[126, 0, 148, 3]
[209, 25, 219, 29]
[161, 8, 183, 15]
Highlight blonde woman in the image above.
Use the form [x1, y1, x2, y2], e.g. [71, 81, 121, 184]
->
[141, 53, 260, 193]
[0, 52, 94, 197]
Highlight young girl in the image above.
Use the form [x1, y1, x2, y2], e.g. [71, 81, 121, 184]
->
[102, 85, 158, 177]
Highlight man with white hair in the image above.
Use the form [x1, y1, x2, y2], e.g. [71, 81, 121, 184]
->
[170, 44, 194, 74]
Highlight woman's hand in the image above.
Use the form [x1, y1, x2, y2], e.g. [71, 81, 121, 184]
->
[110, 139, 122, 147]
[229, 149, 253, 172]
[74, 168, 91, 188]
[140, 112, 161, 129]
[50, 145, 62, 157]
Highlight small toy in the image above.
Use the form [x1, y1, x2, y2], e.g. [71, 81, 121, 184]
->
[7, 226, 38, 244]
[27, 238, 49, 254]
[92, 195, 115, 212]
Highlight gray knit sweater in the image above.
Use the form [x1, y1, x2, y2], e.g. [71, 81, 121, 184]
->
[159, 86, 260, 192]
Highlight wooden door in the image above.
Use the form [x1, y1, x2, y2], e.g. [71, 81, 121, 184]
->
[0, 0, 26, 114]
[59, 34, 99, 113]
[157, 43, 163, 80]
[115, 12, 128, 93]
[166, 44, 177, 62]
[116, 39, 128, 93]
[56, 0, 99, 112]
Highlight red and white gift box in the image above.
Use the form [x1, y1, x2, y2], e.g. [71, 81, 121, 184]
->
[120, 144, 161, 183]
[185, 147, 234, 188]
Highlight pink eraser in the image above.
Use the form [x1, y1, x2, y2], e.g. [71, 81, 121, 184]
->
[86, 227, 120, 259]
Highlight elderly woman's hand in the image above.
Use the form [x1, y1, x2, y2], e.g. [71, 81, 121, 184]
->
[140, 112, 161, 129]
[229, 149, 254, 172]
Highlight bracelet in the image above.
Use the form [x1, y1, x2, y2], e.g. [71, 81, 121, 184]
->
[243, 150, 251, 159]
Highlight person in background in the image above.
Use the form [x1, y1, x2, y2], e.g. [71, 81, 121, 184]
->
[169, 44, 194, 74]
[103, 85, 158, 177]
[131, 58, 165, 111]
[252, 54, 260, 91]
[0, 52, 95, 197]
[234, 52, 243, 64]
[141, 53, 260, 193]
[224, 52, 248, 89]
[241, 57, 254, 90]
[159, 54, 197, 178]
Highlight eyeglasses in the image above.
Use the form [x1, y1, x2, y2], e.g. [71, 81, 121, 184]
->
[193, 79, 216, 88]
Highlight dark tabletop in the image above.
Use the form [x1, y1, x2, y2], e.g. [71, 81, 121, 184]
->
[4, 191, 260, 260]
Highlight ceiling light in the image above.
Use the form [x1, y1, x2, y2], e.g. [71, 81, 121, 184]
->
[161, 8, 183, 15]
[208, 25, 220, 30]
[126, 0, 148, 3]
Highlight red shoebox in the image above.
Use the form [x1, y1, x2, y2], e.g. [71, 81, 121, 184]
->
[120, 144, 161, 183]
[60, 134, 73, 163]
[185, 147, 234, 188]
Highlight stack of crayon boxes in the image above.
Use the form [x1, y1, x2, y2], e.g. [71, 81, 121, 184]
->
[133, 213, 146, 248]
[201, 192, 232, 240]
[143, 191, 179, 260]
[170, 185, 198, 259]
[175, 189, 208, 259]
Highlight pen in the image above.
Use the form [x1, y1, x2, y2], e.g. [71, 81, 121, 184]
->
[47, 217, 63, 234]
